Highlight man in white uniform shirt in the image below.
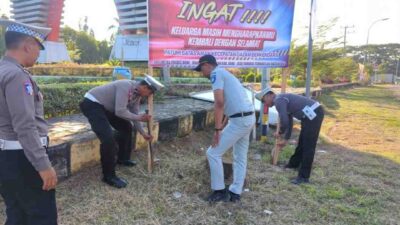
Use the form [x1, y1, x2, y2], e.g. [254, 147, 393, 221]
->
[194, 55, 255, 203]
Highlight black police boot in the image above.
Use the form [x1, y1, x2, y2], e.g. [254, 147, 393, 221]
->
[290, 176, 310, 185]
[117, 159, 137, 167]
[207, 189, 230, 203]
[284, 163, 299, 170]
[102, 175, 128, 188]
[229, 191, 241, 202]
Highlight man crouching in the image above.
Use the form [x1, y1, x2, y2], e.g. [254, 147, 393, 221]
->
[80, 75, 164, 188]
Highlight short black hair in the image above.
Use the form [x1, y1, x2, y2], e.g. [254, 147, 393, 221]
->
[5, 31, 30, 50]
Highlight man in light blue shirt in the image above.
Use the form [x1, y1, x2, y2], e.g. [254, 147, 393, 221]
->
[194, 55, 255, 203]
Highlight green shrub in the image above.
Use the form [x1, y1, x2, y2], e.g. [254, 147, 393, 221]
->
[270, 75, 320, 88]
[292, 76, 305, 87]
[34, 76, 112, 85]
[41, 83, 103, 118]
[244, 72, 261, 82]
[41, 81, 166, 118]
[170, 77, 210, 84]
[105, 60, 122, 67]
[29, 66, 113, 77]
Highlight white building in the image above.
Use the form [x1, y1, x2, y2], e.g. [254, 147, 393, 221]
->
[110, 0, 149, 61]
[10, 0, 71, 63]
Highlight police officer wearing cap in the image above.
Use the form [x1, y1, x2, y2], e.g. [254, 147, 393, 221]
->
[195, 55, 256, 203]
[256, 88, 324, 185]
[0, 19, 58, 224]
[79, 75, 164, 188]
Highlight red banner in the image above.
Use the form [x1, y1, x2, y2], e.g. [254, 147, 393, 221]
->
[149, 0, 295, 68]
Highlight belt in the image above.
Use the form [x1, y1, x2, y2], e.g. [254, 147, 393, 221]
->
[229, 111, 254, 118]
[0, 137, 48, 151]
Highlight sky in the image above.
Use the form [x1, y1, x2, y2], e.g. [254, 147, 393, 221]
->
[0, 0, 399, 46]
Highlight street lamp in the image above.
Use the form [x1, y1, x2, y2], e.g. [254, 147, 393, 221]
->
[366, 18, 389, 46]
[363, 18, 389, 83]
[363, 18, 390, 64]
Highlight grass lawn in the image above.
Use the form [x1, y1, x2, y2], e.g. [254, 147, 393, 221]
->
[0, 85, 399, 225]
[319, 85, 400, 163]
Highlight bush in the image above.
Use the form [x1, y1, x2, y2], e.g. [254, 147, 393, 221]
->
[271, 83, 281, 88]
[34, 76, 112, 85]
[41, 83, 103, 118]
[170, 77, 210, 84]
[292, 76, 306, 87]
[29, 66, 114, 77]
[244, 72, 261, 82]
[29, 64, 185, 79]
[41, 81, 166, 118]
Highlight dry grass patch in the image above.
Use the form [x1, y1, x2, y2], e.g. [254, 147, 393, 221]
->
[319, 85, 400, 163]
[0, 85, 399, 225]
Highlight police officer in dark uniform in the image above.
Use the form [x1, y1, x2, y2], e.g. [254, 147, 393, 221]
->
[256, 88, 324, 185]
[0, 19, 58, 224]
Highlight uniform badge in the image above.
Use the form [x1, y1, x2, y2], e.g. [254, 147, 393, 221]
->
[24, 82, 33, 96]
[211, 74, 216, 84]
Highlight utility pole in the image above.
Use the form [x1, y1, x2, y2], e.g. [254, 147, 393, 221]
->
[259, 68, 270, 142]
[395, 58, 399, 84]
[342, 25, 354, 57]
[305, 0, 315, 98]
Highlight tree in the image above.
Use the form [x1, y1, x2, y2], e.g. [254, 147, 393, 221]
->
[108, 17, 121, 44]
[75, 31, 100, 63]
[89, 29, 95, 38]
[289, 43, 308, 78]
[330, 57, 359, 82]
[62, 26, 112, 64]
[347, 44, 400, 74]
[82, 16, 89, 33]
[313, 17, 342, 49]
[97, 40, 112, 62]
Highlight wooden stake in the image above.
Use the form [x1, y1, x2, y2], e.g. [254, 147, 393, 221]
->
[271, 119, 282, 165]
[146, 96, 154, 173]
[146, 65, 154, 173]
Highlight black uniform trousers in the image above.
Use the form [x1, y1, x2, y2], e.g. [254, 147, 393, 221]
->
[0, 150, 57, 225]
[288, 106, 324, 179]
[79, 98, 135, 178]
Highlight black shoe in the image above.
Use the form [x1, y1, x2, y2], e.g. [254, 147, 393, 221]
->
[284, 164, 299, 170]
[102, 176, 128, 188]
[290, 177, 310, 185]
[117, 159, 137, 167]
[229, 191, 241, 202]
[207, 190, 230, 203]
